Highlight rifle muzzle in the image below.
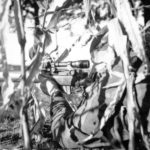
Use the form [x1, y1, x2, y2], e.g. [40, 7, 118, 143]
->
[54, 60, 90, 68]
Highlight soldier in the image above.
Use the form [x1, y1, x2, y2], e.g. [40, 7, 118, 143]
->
[38, 1, 122, 148]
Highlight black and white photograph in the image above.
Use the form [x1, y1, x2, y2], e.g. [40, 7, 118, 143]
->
[0, 0, 150, 149]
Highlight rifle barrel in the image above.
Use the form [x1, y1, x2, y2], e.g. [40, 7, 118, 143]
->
[53, 60, 90, 68]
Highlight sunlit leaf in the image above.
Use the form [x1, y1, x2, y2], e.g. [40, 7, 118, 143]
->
[142, 20, 150, 32]
[28, 42, 43, 60]
[36, 1, 47, 10]
[55, 49, 71, 63]
[114, 0, 146, 61]
[25, 13, 51, 87]
[14, 0, 26, 48]
[0, 45, 15, 107]
[46, 10, 62, 32]
[1, 77, 15, 107]
[26, 50, 44, 87]
[90, 26, 108, 54]
[0, 0, 14, 108]
[44, 32, 52, 48]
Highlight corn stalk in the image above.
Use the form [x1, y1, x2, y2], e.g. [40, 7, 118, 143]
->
[121, 36, 136, 150]
[13, 0, 31, 149]
[13, 0, 51, 149]
[108, 17, 139, 150]
[112, 0, 149, 149]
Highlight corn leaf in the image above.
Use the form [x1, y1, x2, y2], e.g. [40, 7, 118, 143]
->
[14, 0, 26, 49]
[0, 0, 14, 108]
[46, 10, 62, 32]
[114, 0, 146, 61]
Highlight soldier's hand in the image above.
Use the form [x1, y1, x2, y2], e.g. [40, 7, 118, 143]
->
[40, 54, 52, 71]
[95, 63, 107, 74]
[38, 73, 60, 96]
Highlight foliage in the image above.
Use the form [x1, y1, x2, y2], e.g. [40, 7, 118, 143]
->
[1, 0, 150, 150]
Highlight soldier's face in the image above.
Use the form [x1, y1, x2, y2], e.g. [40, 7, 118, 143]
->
[96, 1, 110, 20]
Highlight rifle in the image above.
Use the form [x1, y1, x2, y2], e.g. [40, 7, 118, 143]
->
[39, 58, 90, 86]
